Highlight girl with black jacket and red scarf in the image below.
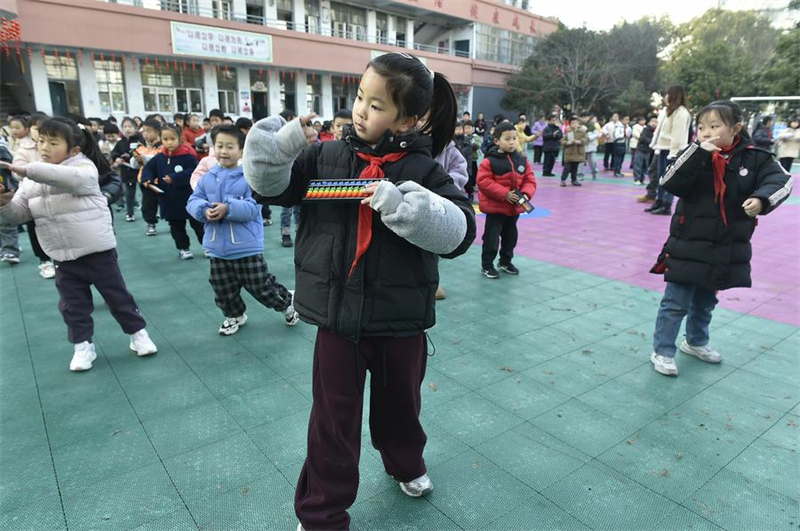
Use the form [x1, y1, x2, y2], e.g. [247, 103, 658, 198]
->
[244, 52, 475, 531]
[649, 101, 791, 377]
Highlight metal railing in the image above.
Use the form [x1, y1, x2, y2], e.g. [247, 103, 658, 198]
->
[103, 0, 473, 59]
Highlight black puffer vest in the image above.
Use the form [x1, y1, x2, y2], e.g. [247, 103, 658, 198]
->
[256, 126, 476, 341]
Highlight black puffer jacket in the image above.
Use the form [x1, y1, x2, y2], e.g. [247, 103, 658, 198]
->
[651, 138, 791, 290]
[255, 126, 476, 341]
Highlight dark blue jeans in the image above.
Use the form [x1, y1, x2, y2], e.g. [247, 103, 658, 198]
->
[612, 143, 626, 174]
[655, 151, 674, 206]
[653, 282, 718, 358]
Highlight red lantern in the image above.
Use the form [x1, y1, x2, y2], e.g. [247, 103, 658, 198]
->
[258, 66, 263, 77]
[77, 49, 83, 66]
[165, 58, 170, 71]
[26, 46, 32, 58]
[54, 48, 59, 60]
[182, 59, 186, 71]
[100, 52, 104, 62]
[111, 53, 116, 63]
[155, 57, 159, 69]
[174, 59, 178, 70]
[192, 61, 196, 71]
[121, 55, 126, 69]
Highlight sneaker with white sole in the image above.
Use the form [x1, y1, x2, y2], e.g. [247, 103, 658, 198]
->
[39, 261, 55, 279]
[296, 524, 304, 531]
[125, 214, 136, 222]
[650, 352, 678, 376]
[179, 249, 194, 260]
[679, 340, 722, 363]
[129, 329, 158, 356]
[1, 252, 20, 264]
[145, 224, 157, 236]
[219, 314, 247, 335]
[399, 473, 433, 497]
[70, 341, 97, 371]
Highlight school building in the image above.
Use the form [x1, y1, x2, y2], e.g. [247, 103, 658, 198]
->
[0, 0, 557, 122]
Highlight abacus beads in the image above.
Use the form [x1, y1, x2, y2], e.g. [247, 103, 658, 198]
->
[303, 179, 384, 200]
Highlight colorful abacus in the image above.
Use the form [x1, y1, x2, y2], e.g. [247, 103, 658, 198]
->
[303, 179, 385, 201]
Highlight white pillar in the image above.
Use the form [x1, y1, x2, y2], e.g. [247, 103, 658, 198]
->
[268, 68, 281, 114]
[197, 0, 213, 17]
[319, 0, 332, 36]
[204, 65, 219, 113]
[29, 52, 53, 115]
[295, 72, 308, 115]
[367, 10, 377, 44]
[387, 15, 397, 46]
[232, 0, 247, 22]
[292, 0, 306, 31]
[124, 57, 144, 117]
[321, 73, 333, 121]
[406, 19, 414, 49]
[467, 87, 473, 116]
[236, 66, 252, 118]
[265, 0, 277, 23]
[78, 58, 102, 118]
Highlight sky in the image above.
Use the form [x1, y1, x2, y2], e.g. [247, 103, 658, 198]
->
[532, 0, 722, 30]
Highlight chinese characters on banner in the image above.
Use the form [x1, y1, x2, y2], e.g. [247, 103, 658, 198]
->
[170, 22, 272, 63]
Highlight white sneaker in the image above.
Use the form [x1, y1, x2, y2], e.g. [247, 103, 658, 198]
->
[650, 352, 679, 376]
[284, 290, 299, 326]
[203, 249, 210, 258]
[179, 249, 194, 260]
[70, 342, 97, 371]
[129, 329, 158, 357]
[399, 473, 433, 497]
[679, 340, 722, 363]
[219, 314, 247, 335]
[125, 214, 136, 222]
[39, 261, 55, 279]
[296, 524, 304, 531]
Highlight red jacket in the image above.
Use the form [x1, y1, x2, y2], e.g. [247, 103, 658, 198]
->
[477, 146, 537, 216]
[182, 127, 205, 158]
[319, 132, 336, 142]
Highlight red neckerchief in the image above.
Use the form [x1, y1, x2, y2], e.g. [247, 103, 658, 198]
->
[710, 137, 741, 227]
[349, 150, 408, 278]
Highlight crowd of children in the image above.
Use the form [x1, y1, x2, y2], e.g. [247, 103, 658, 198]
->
[0, 52, 796, 531]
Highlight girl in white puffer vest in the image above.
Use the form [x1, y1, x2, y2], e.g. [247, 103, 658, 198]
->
[0, 117, 158, 372]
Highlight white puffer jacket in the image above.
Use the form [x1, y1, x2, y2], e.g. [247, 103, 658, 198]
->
[0, 153, 116, 261]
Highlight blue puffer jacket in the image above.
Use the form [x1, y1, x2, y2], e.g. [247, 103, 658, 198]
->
[186, 164, 264, 259]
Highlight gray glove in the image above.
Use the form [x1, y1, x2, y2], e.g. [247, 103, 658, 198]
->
[380, 181, 467, 255]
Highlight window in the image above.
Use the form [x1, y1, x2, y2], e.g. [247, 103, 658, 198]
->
[331, 75, 356, 113]
[330, 2, 367, 41]
[94, 59, 127, 113]
[280, 77, 296, 114]
[474, 24, 537, 66]
[376, 12, 387, 44]
[160, 0, 198, 15]
[140, 62, 204, 114]
[395, 16, 407, 46]
[246, 3, 264, 24]
[277, 0, 293, 28]
[212, 0, 232, 20]
[305, 0, 319, 33]
[45, 54, 78, 80]
[217, 69, 238, 114]
[306, 73, 321, 115]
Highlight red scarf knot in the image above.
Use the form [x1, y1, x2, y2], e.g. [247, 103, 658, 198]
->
[348, 151, 408, 278]
[710, 137, 740, 227]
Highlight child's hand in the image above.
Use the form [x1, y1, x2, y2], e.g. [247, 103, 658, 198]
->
[0, 185, 14, 206]
[0, 161, 26, 177]
[162, 175, 173, 184]
[699, 136, 722, 152]
[360, 181, 381, 207]
[133, 152, 144, 164]
[212, 202, 228, 219]
[299, 114, 318, 145]
[505, 190, 520, 204]
[742, 197, 763, 217]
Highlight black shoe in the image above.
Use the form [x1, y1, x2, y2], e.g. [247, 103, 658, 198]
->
[499, 263, 519, 275]
[571, 180, 582, 186]
[263, 218, 272, 226]
[613, 173, 623, 177]
[281, 234, 293, 247]
[542, 173, 555, 177]
[644, 200, 663, 213]
[482, 266, 500, 279]
[650, 206, 672, 215]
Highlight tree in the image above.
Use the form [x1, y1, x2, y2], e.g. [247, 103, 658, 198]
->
[662, 9, 777, 107]
[611, 80, 653, 118]
[608, 17, 673, 94]
[501, 28, 622, 116]
[759, 28, 800, 96]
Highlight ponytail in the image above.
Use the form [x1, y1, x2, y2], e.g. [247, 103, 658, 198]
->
[79, 125, 112, 177]
[428, 72, 457, 157]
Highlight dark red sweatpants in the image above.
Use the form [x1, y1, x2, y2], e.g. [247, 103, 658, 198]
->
[295, 328, 429, 531]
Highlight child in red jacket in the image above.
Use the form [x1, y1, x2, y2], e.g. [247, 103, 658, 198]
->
[477, 122, 537, 278]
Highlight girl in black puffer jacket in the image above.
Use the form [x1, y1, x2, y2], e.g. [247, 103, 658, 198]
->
[244, 52, 475, 531]
[649, 101, 791, 377]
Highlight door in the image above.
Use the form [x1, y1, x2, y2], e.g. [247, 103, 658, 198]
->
[253, 92, 269, 121]
[49, 82, 68, 116]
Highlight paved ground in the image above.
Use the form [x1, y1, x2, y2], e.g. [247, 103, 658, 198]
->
[0, 157, 798, 531]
